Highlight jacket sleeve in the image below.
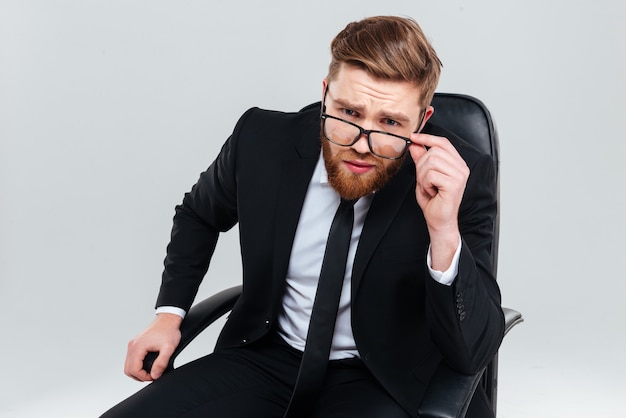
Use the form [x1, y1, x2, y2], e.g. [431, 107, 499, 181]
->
[424, 150, 505, 374]
[154, 108, 256, 312]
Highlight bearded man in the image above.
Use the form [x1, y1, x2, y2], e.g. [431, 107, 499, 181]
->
[102, 15, 504, 418]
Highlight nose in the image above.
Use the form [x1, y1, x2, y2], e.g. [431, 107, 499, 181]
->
[351, 133, 371, 155]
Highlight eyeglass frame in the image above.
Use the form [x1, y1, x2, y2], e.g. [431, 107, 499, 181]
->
[321, 86, 427, 160]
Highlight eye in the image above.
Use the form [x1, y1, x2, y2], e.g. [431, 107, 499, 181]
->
[383, 118, 401, 128]
[341, 108, 359, 118]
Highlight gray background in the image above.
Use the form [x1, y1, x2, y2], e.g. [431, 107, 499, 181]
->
[1, 0, 624, 416]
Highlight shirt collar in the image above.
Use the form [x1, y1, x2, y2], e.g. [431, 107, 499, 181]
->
[318, 155, 329, 186]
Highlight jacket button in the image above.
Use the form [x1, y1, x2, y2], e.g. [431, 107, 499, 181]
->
[265, 319, 271, 328]
[459, 312, 466, 322]
[241, 339, 247, 344]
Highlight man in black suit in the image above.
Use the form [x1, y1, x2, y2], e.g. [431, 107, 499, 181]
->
[103, 16, 504, 417]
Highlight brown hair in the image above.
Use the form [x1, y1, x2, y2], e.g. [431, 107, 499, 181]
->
[327, 16, 442, 108]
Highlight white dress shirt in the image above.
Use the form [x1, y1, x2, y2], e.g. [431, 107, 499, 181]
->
[276, 158, 372, 359]
[157, 156, 462, 360]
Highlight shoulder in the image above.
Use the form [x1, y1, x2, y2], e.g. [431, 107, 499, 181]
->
[229, 102, 321, 159]
[234, 102, 320, 134]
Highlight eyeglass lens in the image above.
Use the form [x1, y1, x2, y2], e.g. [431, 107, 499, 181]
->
[324, 117, 407, 159]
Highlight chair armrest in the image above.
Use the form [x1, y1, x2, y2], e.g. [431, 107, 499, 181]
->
[502, 307, 523, 335]
[418, 362, 483, 418]
[143, 285, 242, 373]
[418, 307, 523, 418]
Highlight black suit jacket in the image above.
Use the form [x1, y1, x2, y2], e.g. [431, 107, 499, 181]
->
[156, 103, 505, 415]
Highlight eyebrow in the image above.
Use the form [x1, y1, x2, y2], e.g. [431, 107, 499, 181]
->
[331, 96, 412, 124]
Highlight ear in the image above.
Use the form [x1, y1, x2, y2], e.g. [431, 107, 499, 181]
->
[421, 105, 435, 130]
[322, 78, 328, 98]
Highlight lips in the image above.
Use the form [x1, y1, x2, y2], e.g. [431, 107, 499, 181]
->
[344, 159, 375, 175]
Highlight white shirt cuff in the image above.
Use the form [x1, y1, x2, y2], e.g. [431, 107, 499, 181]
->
[155, 306, 187, 319]
[427, 238, 462, 286]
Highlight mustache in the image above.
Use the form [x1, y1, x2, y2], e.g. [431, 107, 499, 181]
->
[334, 148, 379, 166]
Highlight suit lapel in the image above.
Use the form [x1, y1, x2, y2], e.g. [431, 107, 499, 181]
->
[271, 120, 321, 292]
[351, 160, 416, 296]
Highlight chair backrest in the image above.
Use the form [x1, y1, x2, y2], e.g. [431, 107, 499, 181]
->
[429, 93, 502, 415]
[430, 93, 499, 166]
[429, 92, 500, 277]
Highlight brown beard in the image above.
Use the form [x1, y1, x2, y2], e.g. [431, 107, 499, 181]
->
[321, 134, 405, 200]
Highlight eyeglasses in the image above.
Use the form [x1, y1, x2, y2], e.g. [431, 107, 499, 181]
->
[321, 84, 426, 160]
[321, 112, 425, 160]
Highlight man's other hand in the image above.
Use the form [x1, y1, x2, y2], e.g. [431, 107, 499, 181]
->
[124, 313, 182, 381]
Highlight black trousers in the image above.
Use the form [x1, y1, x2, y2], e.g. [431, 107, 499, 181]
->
[101, 333, 411, 418]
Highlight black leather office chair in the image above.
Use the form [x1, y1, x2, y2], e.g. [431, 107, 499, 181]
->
[144, 93, 522, 418]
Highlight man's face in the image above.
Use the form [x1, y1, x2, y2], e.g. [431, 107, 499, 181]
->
[321, 64, 430, 200]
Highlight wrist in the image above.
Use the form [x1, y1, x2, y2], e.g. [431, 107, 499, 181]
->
[154, 312, 184, 328]
[429, 229, 461, 272]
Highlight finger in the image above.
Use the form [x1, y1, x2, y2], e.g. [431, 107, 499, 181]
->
[408, 142, 428, 163]
[421, 155, 466, 186]
[149, 343, 176, 380]
[130, 369, 152, 382]
[422, 168, 456, 192]
[150, 353, 170, 380]
[125, 338, 156, 381]
[417, 181, 438, 199]
[410, 133, 449, 149]
[410, 135, 455, 173]
[125, 351, 153, 382]
[416, 142, 469, 184]
[411, 134, 464, 168]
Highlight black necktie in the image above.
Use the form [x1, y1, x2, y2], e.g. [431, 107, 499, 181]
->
[284, 198, 356, 418]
